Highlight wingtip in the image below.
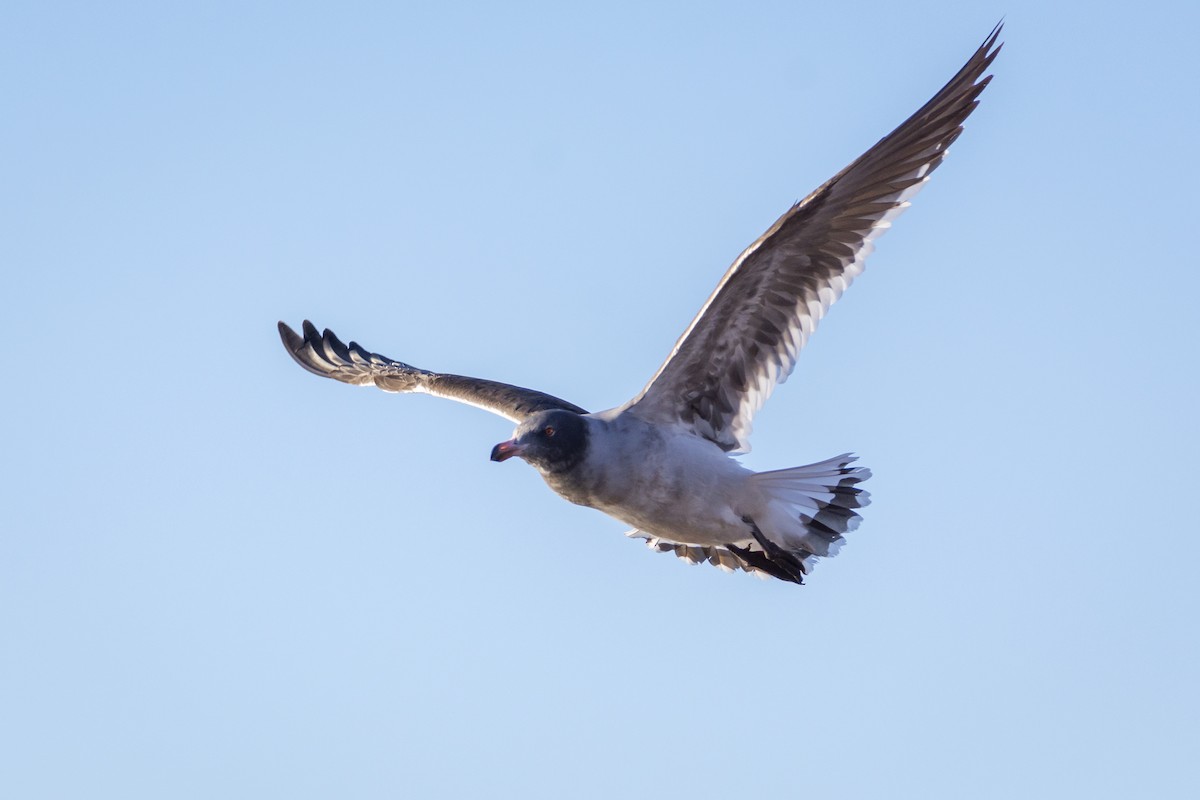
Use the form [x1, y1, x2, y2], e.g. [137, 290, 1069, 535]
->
[278, 320, 303, 353]
[278, 318, 341, 379]
[981, 20, 1004, 64]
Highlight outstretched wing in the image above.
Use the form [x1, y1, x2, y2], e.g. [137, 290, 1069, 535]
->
[624, 25, 1002, 453]
[278, 320, 588, 423]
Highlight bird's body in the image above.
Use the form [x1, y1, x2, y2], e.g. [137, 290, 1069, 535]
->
[279, 26, 1002, 584]
[543, 410, 753, 546]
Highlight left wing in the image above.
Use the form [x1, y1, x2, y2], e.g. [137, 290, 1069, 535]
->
[279, 320, 588, 423]
[623, 25, 1001, 453]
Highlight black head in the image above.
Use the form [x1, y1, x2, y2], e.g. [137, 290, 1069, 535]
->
[490, 409, 589, 474]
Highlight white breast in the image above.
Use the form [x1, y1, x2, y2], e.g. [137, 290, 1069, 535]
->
[554, 412, 755, 545]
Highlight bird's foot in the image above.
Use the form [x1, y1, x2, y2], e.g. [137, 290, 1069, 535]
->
[727, 516, 808, 585]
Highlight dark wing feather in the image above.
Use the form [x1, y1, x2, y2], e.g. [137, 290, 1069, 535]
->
[278, 320, 587, 423]
[624, 25, 1002, 452]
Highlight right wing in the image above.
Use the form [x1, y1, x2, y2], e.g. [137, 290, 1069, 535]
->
[278, 320, 588, 423]
[622, 25, 1002, 453]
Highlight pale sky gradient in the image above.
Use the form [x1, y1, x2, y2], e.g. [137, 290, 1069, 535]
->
[3, 2, 1198, 798]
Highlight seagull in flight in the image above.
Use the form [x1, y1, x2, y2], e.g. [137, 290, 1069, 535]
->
[279, 26, 1001, 584]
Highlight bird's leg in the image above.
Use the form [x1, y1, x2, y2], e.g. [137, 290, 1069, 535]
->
[741, 516, 808, 584]
[726, 542, 804, 585]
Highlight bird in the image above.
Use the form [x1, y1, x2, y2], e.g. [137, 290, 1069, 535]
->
[279, 25, 1001, 584]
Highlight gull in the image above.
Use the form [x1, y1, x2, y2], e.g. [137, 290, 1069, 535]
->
[279, 26, 1001, 584]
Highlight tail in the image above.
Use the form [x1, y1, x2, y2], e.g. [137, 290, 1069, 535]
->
[748, 453, 872, 570]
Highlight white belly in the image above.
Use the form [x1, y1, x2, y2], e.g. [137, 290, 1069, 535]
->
[542, 413, 756, 545]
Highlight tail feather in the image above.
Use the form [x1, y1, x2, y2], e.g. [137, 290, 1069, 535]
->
[750, 453, 871, 560]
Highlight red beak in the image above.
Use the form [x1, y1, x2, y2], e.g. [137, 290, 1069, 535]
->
[490, 439, 525, 462]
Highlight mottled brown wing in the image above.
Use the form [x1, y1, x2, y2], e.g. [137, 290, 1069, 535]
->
[278, 320, 587, 423]
[625, 25, 1002, 452]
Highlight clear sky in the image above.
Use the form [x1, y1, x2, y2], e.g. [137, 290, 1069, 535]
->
[3, 2, 1198, 798]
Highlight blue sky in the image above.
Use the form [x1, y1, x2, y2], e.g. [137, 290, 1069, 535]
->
[3, 2, 1198, 797]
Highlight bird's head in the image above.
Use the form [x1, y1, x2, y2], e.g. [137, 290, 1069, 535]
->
[490, 409, 589, 474]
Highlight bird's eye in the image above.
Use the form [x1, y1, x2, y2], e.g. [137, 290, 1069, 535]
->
[543, 426, 556, 438]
